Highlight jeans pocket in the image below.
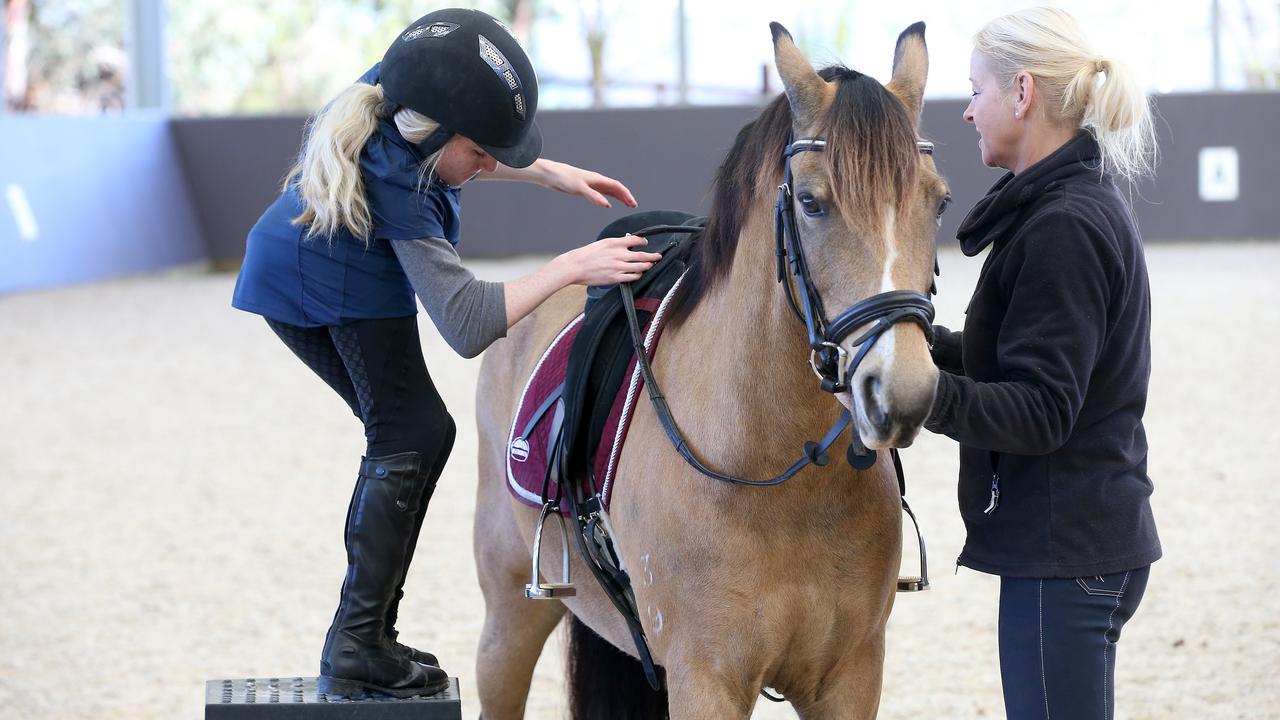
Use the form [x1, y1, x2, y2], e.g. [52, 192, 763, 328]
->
[1075, 571, 1129, 598]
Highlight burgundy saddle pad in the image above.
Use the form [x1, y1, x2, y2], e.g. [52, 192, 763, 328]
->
[504, 278, 685, 514]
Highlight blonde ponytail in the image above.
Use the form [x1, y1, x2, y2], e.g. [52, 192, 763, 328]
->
[1082, 57, 1157, 182]
[284, 82, 448, 243]
[975, 7, 1157, 183]
[286, 82, 388, 242]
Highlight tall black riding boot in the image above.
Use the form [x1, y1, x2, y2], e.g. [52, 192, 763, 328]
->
[384, 477, 439, 666]
[318, 452, 450, 698]
[385, 420, 455, 667]
[384, 473, 439, 666]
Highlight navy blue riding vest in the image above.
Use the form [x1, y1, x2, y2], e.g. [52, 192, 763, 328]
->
[232, 64, 461, 327]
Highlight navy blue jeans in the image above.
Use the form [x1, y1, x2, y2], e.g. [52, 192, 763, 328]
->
[999, 566, 1150, 720]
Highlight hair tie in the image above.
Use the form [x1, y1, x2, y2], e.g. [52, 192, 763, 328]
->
[1093, 58, 1107, 74]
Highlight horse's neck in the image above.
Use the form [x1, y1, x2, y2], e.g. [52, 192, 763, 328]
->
[665, 205, 841, 466]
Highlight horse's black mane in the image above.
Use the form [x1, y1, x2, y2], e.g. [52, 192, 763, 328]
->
[669, 65, 918, 324]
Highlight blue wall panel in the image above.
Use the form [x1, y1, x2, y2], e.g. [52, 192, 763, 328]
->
[0, 115, 205, 294]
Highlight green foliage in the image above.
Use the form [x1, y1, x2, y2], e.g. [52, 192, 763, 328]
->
[9, 0, 126, 113]
[168, 0, 512, 115]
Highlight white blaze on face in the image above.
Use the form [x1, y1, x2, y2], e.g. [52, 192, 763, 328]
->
[874, 209, 899, 371]
[880, 209, 898, 294]
[847, 208, 900, 443]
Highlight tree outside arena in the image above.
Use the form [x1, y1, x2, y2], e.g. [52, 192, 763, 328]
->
[3, 0, 1278, 116]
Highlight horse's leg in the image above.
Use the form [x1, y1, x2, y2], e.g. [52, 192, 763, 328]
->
[664, 669, 757, 720]
[473, 455, 567, 718]
[789, 633, 887, 720]
[473, 410, 566, 718]
[474, 575, 565, 720]
[656, 639, 760, 720]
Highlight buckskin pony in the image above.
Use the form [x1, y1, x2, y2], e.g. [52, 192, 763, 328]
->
[472, 21, 947, 719]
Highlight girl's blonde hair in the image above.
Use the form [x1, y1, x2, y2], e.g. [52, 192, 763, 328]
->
[974, 7, 1158, 182]
[285, 82, 444, 242]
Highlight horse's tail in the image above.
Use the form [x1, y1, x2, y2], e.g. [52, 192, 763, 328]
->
[567, 615, 669, 720]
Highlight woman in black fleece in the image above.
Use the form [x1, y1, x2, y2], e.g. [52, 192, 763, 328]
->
[926, 8, 1161, 719]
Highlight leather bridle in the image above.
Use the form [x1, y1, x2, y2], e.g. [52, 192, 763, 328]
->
[775, 136, 937, 396]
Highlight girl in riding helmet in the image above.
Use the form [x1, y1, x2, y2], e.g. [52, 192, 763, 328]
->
[231, 8, 660, 698]
[926, 7, 1161, 718]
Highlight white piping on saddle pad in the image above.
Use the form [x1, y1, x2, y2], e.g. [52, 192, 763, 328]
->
[601, 272, 688, 501]
[505, 313, 586, 505]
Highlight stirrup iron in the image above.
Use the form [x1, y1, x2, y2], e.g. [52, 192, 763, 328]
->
[525, 502, 577, 599]
[896, 497, 930, 593]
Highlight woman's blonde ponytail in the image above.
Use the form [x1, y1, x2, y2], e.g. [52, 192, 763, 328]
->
[285, 82, 388, 242]
[1084, 57, 1157, 181]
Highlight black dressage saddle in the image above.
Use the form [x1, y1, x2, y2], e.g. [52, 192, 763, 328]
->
[557, 209, 704, 496]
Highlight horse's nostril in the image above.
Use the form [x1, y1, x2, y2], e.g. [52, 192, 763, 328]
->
[861, 375, 887, 429]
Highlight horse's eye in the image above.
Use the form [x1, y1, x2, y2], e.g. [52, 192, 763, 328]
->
[798, 193, 825, 217]
[936, 194, 952, 220]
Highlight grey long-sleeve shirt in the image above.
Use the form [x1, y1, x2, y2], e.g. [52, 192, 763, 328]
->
[390, 236, 508, 359]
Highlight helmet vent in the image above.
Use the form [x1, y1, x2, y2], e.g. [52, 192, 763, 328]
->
[479, 36, 508, 69]
[402, 21, 458, 41]
[478, 34, 528, 121]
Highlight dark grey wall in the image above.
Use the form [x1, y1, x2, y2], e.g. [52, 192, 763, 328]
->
[168, 116, 303, 266]
[3, 93, 1276, 294]
[169, 106, 763, 262]
[0, 115, 205, 293]
[172, 92, 1280, 265]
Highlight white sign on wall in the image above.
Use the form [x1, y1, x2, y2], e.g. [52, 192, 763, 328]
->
[1198, 147, 1239, 202]
[6, 184, 40, 242]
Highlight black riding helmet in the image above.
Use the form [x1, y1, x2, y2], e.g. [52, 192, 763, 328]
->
[380, 8, 542, 168]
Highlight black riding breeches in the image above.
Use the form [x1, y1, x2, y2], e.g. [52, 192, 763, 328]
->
[266, 316, 455, 464]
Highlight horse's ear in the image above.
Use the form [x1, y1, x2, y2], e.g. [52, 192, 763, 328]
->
[887, 21, 929, 127]
[770, 22, 829, 131]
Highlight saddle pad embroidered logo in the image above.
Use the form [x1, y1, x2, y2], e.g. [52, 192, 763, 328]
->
[509, 437, 531, 463]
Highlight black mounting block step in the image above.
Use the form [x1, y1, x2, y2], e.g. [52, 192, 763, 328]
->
[205, 677, 461, 719]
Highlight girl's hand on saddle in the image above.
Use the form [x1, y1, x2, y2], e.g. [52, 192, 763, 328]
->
[540, 160, 638, 209]
[553, 235, 662, 286]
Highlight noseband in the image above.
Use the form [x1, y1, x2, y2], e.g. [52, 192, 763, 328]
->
[775, 136, 937, 395]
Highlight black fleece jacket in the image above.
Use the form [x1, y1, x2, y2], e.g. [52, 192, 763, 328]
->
[927, 131, 1161, 578]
